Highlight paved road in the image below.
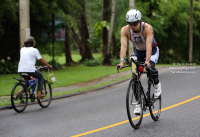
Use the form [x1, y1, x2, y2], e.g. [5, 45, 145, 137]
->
[0, 66, 200, 137]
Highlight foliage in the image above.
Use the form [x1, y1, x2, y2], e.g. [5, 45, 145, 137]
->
[87, 21, 110, 51]
[0, 0, 200, 64]
[0, 61, 18, 74]
[83, 59, 101, 66]
[0, 0, 18, 36]
[37, 42, 65, 57]
[0, 0, 19, 61]
[156, 0, 198, 63]
[135, 0, 200, 64]
[111, 59, 120, 66]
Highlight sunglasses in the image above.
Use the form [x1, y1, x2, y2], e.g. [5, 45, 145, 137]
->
[127, 21, 139, 26]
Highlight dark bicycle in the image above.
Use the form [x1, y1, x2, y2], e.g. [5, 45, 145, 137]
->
[117, 55, 161, 129]
[11, 66, 52, 113]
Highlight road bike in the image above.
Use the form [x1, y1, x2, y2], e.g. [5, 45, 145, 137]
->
[11, 66, 52, 113]
[117, 55, 161, 129]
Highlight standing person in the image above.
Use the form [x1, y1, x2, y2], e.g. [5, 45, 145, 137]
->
[18, 36, 52, 99]
[117, 9, 161, 115]
[59, 25, 65, 39]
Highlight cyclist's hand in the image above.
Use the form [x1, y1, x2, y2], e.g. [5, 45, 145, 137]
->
[48, 65, 52, 69]
[145, 61, 151, 68]
[117, 62, 124, 70]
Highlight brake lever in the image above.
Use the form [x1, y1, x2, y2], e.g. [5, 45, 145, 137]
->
[144, 63, 147, 68]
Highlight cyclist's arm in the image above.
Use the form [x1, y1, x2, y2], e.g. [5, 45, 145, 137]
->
[119, 27, 128, 68]
[145, 24, 154, 68]
[39, 58, 52, 68]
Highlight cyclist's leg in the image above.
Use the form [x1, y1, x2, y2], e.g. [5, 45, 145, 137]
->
[27, 70, 44, 98]
[148, 47, 160, 84]
[148, 47, 161, 97]
[147, 61, 159, 84]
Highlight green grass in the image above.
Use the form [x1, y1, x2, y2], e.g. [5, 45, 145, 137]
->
[0, 73, 19, 97]
[42, 53, 102, 64]
[49, 65, 129, 88]
[0, 64, 129, 97]
[0, 74, 132, 107]
[51, 74, 131, 96]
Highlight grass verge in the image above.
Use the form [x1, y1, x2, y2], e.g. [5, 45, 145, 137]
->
[0, 73, 131, 107]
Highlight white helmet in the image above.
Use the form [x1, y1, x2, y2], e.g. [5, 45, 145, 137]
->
[126, 9, 142, 23]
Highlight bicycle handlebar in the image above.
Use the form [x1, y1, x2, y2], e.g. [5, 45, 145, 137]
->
[35, 66, 50, 70]
[116, 55, 147, 73]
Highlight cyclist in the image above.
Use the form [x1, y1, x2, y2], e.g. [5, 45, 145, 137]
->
[117, 9, 161, 115]
[17, 36, 52, 99]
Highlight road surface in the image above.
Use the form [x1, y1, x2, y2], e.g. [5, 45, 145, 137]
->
[0, 66, 200, 137]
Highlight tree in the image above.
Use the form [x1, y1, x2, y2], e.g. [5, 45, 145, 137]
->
[77, 0, 93, 62]
[107, 0, 117, 56]
[102, 0, 111, 65]
[136, 0, 161, 17]
[0, 0, 19, 61]
[56, 0, 76, 65]
[189, 0, 193, 63]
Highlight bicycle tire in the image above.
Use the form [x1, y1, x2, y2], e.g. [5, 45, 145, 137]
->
[126, 79, 143, 129]
[11, 83, 28, 113]
[149, 83, 161, 121]
[38, 81, 52, 108]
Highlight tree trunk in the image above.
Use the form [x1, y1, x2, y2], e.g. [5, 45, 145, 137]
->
[102, 0, 111, 65]
[52, 13, 55, 67]
[107, 0, 116, 55]
[189, 0, 193, 63]
[112, 33, 118, 58]
[70, 27, 82, 55]
[79, 0, 93, 62]
[65, 25, 73, 65]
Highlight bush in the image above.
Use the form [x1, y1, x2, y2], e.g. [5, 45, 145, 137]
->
[0, 60, 18, 74]
[111, 59, 119, 66]
[83, 59, 101, 66]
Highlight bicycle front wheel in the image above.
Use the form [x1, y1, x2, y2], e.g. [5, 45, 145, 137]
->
[11, 83, 28, 113]
[149, 94, 161, 121]
[126, 79, 143, 129]
[38, 81, 52, 108]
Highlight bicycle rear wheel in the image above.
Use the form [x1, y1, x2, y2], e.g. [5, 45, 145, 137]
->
[126, 79, 143, 129]
[149, 84, 161, 121]
[38, 81, 52, 108]
[11, 83, 28, 113]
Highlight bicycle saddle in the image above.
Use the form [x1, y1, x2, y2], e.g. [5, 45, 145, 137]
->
[20, 73, 31, 80]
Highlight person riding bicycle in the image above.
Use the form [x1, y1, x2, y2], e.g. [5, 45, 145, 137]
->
[117, 9, 161, 115]
[17, 36, 52, 99]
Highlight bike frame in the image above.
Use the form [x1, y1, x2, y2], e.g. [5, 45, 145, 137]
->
[122, 56, 161, 128]
[26, 78, 38, 94]
[127, 56, 155, 107]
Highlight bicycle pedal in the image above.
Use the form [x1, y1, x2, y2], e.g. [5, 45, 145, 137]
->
[30, 94, 35, 99]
